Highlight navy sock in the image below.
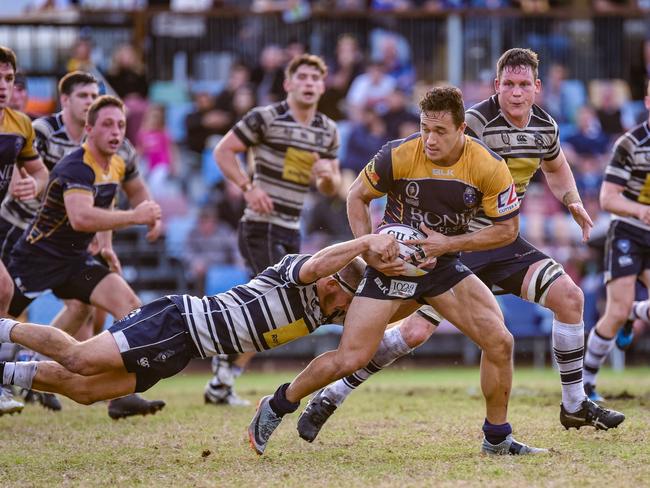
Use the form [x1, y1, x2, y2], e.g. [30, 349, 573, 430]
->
[482, 418, 512, 445]
[269, 383, 300, 416]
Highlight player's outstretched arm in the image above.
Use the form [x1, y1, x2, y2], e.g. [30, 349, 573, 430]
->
[601, 180, 650, 224]
[298, 234, 398, 284]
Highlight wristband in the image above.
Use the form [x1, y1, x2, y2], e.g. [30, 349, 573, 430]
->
[240, 181, 253, 193]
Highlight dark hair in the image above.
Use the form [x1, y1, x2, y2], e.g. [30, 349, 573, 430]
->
[58, 71, 98, 96]
[86, 95, 124, 126]
[0, 46, 17, 73]
[285, 53, 328, 80]
[496, 48, 539, 80]
[418, 86, 465, 128]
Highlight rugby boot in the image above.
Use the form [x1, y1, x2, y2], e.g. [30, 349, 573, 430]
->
[297, 389, 337, 442]
[248, 395, 283, 455]
[0, 386, 23, 416]
[560, 398, 624, 430]
[615, 321, 634, 351]
[108, 393, 166, 419]
[481, 434, 548, 455]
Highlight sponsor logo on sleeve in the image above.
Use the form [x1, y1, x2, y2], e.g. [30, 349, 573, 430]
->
[366, 159, 380, 185]
[497, 184, 519, 214]
[388, 279, 418, 298]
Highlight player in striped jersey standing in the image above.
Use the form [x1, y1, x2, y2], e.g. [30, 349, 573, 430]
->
[205, 53, 341, 406]
[296, 48, 624, 443]
[582, 81, 650, 401]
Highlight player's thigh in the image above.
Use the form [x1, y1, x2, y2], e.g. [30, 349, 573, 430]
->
[426, 274, 508, 349]
[89, 273, 141, 319]
[337, 297, 401, 366]
[75, 330, 129, 372]
[0, 260, 13, 310]
[603, 275, 637, 318]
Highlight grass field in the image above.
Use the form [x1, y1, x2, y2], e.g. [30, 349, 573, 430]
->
[2, 365, 650, 487]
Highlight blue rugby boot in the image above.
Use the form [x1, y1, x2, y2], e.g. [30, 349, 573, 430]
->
[615, 321, 634, 351]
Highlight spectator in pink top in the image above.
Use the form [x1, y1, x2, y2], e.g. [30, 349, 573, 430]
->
[137, 104, 177, 196]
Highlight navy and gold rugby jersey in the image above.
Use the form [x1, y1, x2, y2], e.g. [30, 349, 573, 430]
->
[604, 121, 650, 231]
[0, 112, 139, 230]
[465, 95, 560, 230]
[233, 101, 339, 230]
[14, 143, 126, 258]
[169, 254, 345, 357]
[0, 107, 39, 201]
[362, 133, 519, 240]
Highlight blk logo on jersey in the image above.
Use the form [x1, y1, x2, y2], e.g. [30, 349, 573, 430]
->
[137, 357, 150, 368]
[516, 134, 527, 143]
[497, 184, 519, 214]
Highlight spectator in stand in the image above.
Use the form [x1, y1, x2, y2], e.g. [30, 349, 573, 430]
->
[595, 81, 625, 137]
[342, 106, 388, 174]
[213, 63, 251, 119]
[346, 61, 396, 122]
[376, 33, 416, 92]
[137, 104, 177, 197]
[66, 35, 94, 73]
[318, 33, 365, 121]
[184, 206, 240, 296]
[370, 0, 414, 10]
[213, 179, 246, 231]
[105, 44, 149, 142]
[565, 106, 611, 157]
[185, 91, 231, 155]
[382, 88, 418, 140]
[251, 44, 286, 106]
[541, 63, 585, 127]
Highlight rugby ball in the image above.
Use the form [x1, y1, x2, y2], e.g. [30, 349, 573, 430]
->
[376, 223, 432, 277]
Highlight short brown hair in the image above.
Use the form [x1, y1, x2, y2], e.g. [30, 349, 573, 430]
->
[496, 48, 539, 80]
[59, 71, 98, 96]
[337, 256, 366, 291]
[419, 86, 465, 128]
[285, 53, 328, 80]
[0, 46, 17, 73]
[86, 95, 124, 126]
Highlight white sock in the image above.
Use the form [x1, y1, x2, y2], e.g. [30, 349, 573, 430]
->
[583, 328, 615, 386]
[2, 361, 38, 389]
[323, 326, 412, 406]
[552, 319, 586, 412]
[630, 301, 650, 322]
[0, 318, 19, 343]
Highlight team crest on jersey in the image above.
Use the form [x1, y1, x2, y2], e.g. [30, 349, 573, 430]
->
[497, 184, 519, 214]
[405, 181, 420, 206]
[616, 239, 631, 254]
[501, 133, 510, 145]
[534, 133, 545, 149]
[463, 187, 478, 208]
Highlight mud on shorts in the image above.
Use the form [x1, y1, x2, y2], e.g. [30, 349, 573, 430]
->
[109, 297, 200, 392]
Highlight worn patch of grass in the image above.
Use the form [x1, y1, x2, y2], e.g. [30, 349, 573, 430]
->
[2, 366, 650, 487]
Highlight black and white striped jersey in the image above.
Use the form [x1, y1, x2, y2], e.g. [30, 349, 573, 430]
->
[465, 95, 561, 231]
[0, 111, 140, 229]
[604, 121, 650, 231]
[169, 254, 344, 357]
[233, 101, 339, 230]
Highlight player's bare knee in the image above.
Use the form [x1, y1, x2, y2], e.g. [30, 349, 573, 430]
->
[399, 316, 435, 347]
[606, 302, 632, 325]
[334, 351, 372, 376]
[63, 347, 97, 376]
[485, 326, 513, 363]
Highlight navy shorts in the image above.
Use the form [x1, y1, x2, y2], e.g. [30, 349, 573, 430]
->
[8, 249, 112, 317]
[603, 220, 650, 284]
[356, 255, 473, 301]
[460, 235, 548, 295]
[109, 297, 199, 393]
[238, 220, 300, 276]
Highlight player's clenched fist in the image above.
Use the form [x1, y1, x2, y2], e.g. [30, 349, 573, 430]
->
[133, 200, 162, 226]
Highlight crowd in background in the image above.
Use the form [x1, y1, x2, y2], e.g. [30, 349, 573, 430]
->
[8, 11, 650, 328]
